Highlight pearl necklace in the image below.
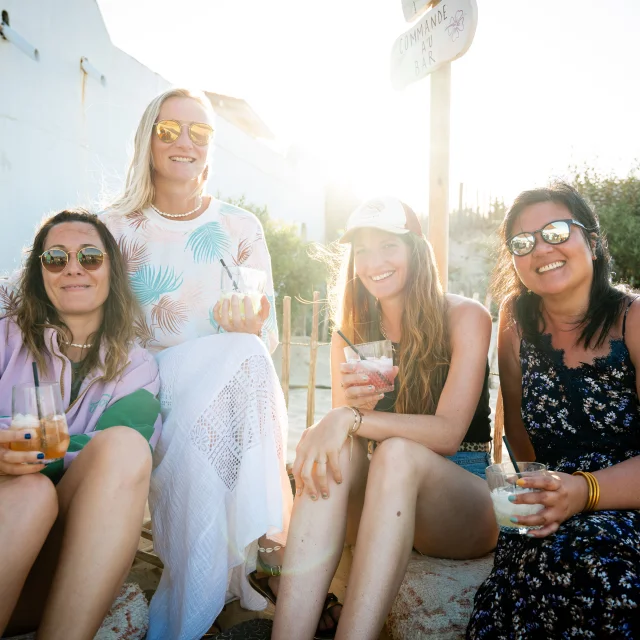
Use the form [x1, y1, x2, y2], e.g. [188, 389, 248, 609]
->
[150, 196, 202, 219]
[65, 342, 92, 349]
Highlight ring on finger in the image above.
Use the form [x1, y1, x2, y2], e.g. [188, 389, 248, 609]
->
[315, 459, 327, 465]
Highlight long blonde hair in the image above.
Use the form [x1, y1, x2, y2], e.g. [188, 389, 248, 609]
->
[108, 88, 215, 216]
[330, 231, 451, 415]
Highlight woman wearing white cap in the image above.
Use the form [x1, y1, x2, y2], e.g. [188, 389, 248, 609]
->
[270, 196, 498, 639]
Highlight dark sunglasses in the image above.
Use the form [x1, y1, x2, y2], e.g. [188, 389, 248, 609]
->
[39, 247, 107, 273]
[506, 219, 589, 257]
[153, 120, 214, 146]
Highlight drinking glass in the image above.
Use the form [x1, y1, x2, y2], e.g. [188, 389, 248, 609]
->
[485, 462, 547, 534]
[10, 382, 70, 464]
[219, 266, 267, 319]
[343, 339, 397, 393]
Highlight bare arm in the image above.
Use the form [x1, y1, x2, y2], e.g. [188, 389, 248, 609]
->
[497, 306, 536, 462]
[330, 297, 492, 456]
[591, 297, 640, 510]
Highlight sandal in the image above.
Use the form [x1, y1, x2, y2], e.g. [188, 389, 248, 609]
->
[210, 618, 273, 639]
[201, 620, 223, 637]
[247, 556, 342, 639]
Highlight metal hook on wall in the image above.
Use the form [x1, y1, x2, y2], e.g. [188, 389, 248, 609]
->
[80, 56, 106, 87]
[0, 12, 39, 61]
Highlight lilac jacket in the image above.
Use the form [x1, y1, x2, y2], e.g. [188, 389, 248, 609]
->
[0, 317, 161, 470]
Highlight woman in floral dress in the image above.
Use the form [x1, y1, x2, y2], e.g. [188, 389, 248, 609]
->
[467, 183, 640, 639]
[102, 88, 292, 640]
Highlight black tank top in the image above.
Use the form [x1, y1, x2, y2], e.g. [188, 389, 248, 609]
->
[375, 345, 492, 443]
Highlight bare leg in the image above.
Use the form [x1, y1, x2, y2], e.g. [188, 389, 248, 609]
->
[0, 474, 58, 636]
[272, 438, 369, 640]
[336, 438, 498, 640]
[9, 427, 152, 640]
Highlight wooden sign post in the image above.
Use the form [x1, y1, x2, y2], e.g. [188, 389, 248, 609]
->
[391, 0, 478, 288]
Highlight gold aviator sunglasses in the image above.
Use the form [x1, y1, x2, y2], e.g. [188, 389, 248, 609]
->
[154, 120, 214, 146]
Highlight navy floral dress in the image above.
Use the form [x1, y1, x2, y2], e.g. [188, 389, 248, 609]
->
[468, 303, 640, 639]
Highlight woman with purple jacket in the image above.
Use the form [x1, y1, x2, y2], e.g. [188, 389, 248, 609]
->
[0, 210, 161, 639]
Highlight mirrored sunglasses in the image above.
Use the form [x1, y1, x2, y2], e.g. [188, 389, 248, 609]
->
[507, 219, 588, 257]
[154, 120, 214, 146]
[40, 247, 107, 273]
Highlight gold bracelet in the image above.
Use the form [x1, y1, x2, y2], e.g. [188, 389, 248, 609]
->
[573, 471, 600, 512]
[348, 406, 363, 436]
[345, 406, 363, 460]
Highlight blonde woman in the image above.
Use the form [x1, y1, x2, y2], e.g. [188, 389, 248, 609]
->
[270, 197, 498, 640]
[102, 89, 291, 640]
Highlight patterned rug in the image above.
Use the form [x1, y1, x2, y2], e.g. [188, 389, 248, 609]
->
[3, 583, 149, 640]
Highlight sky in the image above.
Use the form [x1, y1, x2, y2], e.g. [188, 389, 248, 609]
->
[97, 0, 640, 215]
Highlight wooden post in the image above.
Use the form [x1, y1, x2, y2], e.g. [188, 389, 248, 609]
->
[306, 291, 320, 428]
[428, 62, 451, 291]
[281, 296, 291, 408]
[493, 387, 504, 464]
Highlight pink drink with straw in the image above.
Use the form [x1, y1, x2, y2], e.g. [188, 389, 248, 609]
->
[343, 340, 397, 394]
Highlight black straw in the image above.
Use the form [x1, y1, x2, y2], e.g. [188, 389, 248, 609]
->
[336, 330, 365, 360]
[502, 436, 521, 474]
[32, 362, 40, 389]
[219, 259, 240, 292]
[32, 362, 46, 451]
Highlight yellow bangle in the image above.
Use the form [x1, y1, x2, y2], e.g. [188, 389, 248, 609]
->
[573, 471, 600, 512]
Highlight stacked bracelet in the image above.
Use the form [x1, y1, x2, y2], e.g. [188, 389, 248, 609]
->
[573, 470, 601, 512]
[345, 406, 363, 460]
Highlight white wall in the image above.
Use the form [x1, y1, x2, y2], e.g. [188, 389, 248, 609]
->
[0, 0, 324, 274]
[212, 118, 325, 241]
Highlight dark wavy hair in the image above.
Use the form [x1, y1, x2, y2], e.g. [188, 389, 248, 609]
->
[492, 182, 630, 348]
[11, 209, 139, 381]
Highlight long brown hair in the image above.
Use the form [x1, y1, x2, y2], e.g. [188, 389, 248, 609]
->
[11, 210, 140, 381]
[491, 183, 630, 348]
[330, 226, 451, 415]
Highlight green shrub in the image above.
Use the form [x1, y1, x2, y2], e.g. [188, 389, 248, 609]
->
[223, 196, 327, 334]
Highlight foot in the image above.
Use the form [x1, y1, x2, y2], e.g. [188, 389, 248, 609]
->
[315, 594, 342, 638]
[257, 536, 284, 598]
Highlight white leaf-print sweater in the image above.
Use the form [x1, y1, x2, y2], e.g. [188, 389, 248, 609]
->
[102, 198, 278, 354]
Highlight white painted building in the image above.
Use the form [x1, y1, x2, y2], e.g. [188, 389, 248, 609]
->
[0, 0, 324, 274]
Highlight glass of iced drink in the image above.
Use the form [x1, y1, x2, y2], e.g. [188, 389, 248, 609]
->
[343, 339, 397, 393]
[485, 462, 547, 534]
[10, 382, 70, 464]
[220, 266, 267, 319]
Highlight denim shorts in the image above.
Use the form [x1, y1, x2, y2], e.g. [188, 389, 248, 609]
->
[446, 450, 491, 479]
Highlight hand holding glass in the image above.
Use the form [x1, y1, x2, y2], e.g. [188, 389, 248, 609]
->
[219, 266, 267, 320]
[10, 382, 69, 464]
[486, 462, 547, 534]
[343, 340, 397, 394]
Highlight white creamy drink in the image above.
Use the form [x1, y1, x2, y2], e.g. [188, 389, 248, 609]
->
[219, 291, 262, 319]
[491, 486, 545, 534]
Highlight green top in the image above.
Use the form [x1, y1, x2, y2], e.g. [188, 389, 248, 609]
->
[41, 388, 160, 484]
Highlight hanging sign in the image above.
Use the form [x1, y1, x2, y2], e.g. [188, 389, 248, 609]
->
[391, 0, 478, 90]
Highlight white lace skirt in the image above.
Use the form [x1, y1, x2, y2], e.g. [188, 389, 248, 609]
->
[147, 333, 292, 640]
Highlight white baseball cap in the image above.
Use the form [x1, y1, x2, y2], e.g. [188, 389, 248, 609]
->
[339, 196, 423, 243]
